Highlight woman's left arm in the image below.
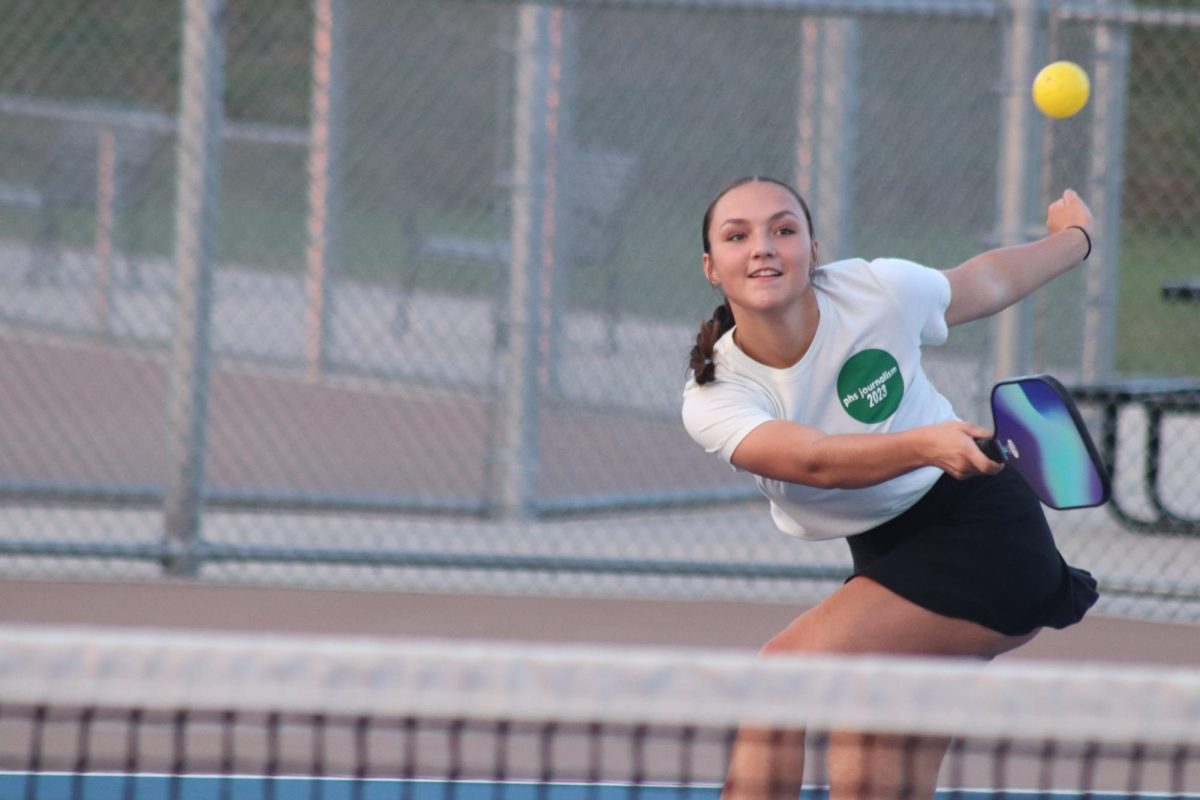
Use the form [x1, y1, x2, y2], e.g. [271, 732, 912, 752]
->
[944, 189, 1094, 327]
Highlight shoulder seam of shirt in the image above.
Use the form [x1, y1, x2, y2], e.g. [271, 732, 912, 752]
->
[861, 258, 910, 329]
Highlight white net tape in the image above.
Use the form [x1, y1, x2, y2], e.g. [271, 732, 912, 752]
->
[0, 625, 1197, 745]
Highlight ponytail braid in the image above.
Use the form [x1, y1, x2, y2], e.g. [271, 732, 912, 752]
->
[688, 303, 734, 385]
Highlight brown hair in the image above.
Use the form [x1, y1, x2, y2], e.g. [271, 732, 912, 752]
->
[688, 176, 815, 385]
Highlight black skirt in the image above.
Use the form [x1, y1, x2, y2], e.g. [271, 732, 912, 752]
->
[845, 467, 1098, 636]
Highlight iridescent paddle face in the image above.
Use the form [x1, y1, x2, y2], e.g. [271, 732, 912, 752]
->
[988, 375, 1111, 510]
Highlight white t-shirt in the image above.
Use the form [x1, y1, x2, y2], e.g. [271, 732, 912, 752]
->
[681, 257, 957, 541]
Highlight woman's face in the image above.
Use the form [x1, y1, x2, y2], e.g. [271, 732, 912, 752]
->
[703, 181, 818, 318]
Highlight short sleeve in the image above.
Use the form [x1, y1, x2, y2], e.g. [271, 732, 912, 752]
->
[681, 375, 775, 466]
[868, 258, 951, 346]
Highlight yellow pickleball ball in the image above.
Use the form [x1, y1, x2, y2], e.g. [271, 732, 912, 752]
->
[1032, 61, 1090, 119]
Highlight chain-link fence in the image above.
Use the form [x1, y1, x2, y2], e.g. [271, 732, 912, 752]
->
[0, 0, 1197, 619]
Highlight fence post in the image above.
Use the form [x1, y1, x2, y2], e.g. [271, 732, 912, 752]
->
[795, 17, 859, 262]
[93, 126, 116, 337]
[163, 0, 225, 576]
[1081, 0, 1130, 382]
[993, 0, 1046, 381]
[547, 9, 578, 394]
[496, 5, 561, 519]
[304, 0, 347, 382]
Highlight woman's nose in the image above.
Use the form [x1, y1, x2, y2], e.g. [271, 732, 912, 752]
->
[751, 233, 776, 256]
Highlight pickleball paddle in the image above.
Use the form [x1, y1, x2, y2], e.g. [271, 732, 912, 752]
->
[976, 374, 1111, 510]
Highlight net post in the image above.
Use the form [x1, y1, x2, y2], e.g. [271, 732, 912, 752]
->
[164, 0, 226, 577]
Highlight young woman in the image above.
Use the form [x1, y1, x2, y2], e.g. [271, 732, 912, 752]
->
[682, 176, 1098, 798]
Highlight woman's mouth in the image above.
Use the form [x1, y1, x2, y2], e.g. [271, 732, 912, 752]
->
[749, 268, 782, 279]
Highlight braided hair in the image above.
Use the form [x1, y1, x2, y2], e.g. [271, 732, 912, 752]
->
[688, 302, 735, 384]
[688, 176, 815, 385]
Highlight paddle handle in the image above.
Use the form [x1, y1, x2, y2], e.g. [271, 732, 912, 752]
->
[975, 437, 1004, 463]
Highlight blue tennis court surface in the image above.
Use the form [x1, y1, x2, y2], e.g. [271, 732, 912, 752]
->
[4, 775, 1194, 800]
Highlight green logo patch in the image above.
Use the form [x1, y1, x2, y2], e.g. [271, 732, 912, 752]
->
[837, 349, 903, 423]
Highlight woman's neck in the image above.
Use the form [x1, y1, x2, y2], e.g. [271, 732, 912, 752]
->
[732, 292, 820, 369]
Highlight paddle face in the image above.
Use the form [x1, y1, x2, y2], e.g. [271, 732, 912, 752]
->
[985, 375, 1111, 510]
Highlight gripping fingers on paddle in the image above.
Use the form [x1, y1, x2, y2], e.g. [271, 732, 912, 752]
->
[975, 437, 1004, 463]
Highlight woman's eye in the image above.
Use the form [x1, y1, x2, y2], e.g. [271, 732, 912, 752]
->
[777, 227, 796, 236]
[727, 232, 746, 241]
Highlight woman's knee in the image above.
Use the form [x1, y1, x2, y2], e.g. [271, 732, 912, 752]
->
[759, 635, 799, 657]
[757, 609, 846, 657]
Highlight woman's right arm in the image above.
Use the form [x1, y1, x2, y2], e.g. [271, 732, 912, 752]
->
[730, 419, 1003, 489]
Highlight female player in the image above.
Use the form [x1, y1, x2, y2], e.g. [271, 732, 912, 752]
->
[682, 176, 1098, 798]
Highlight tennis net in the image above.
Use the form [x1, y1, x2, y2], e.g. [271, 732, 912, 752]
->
[0, 624, 1197, 799]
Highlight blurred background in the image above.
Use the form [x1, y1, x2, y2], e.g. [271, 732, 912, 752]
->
[0, 0, 1197, 630]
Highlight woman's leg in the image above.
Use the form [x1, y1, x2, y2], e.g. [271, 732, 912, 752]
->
[720, 576, 1038, 800]
[721, 726, 806, 800]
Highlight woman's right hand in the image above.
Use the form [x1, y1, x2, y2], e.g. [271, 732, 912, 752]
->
[919, 420, 1005, 479]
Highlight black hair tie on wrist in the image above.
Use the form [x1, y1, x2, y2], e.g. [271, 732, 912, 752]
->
[1067, 225, 1092, 261]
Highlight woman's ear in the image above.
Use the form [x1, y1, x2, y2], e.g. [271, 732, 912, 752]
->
[703, 253, 717, 286]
